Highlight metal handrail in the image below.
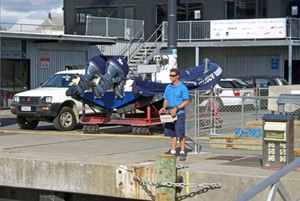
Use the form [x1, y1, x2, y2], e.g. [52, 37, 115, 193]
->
[128, 23, 163, 64]
[119, 27, 145, 58]
[235, 157, 300, 201]
[0, 22, 64, 33]
[161, 17, 300, 42]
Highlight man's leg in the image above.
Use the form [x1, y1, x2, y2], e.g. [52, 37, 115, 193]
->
[179, 137, 186, 161]
[164, 122, 177, 155]
[171, 136, 177, 152]
[180, 137, 186, 153]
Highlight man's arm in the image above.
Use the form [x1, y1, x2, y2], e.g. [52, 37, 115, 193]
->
[169, 99, 189, 117]
[159, 99, 168, 114]
[176, 99, 189, 110]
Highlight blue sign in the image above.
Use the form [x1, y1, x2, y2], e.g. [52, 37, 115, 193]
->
[271, 58, 279, 70]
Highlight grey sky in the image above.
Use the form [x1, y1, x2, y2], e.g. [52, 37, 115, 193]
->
[1, 0, 63, 24]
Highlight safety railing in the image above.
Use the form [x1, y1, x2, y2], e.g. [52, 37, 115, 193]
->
[162, 17, 300, 42]
[127, 23, 163, 63]
[0, 22, 64, 34]
[2, 17, 300, 42]
[85, 16, 144, 40]
[235, 157, 300, 201]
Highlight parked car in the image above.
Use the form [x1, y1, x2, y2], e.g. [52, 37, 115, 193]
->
[238, 76, 289, 108]
[10, 69, 98, 131]
[200, 78, 256, 109]
[238, 76, 289, 96]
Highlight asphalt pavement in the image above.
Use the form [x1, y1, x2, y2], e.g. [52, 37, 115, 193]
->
[0, 109, 300, 200]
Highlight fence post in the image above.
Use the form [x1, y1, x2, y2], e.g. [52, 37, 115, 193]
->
[156, 154, 177, 201]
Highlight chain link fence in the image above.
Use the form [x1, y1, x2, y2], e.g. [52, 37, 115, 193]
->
[185, 90, 300, 152]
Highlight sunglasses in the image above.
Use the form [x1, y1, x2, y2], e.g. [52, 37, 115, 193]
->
[169, 74, 178, 77]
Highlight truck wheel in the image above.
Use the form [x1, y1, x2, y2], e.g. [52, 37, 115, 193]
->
[17, 116, 39, 129]
[53, 107, 76, 131]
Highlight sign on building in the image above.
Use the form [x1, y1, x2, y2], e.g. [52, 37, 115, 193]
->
[40, 56, 50, 69]
[210, 18, 286, 40]
[1, 39, 22, 58]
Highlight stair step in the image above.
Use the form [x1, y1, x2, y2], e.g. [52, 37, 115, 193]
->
[135, 54, 153, 57]
[136, 51, 154, 54]
[123, 41, 161, 69]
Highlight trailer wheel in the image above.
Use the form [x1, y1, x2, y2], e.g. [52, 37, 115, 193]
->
[132, 126, 150, 135]
[83, 125, 101, 134]
[83, 125, 92, 133]
[141, 127, 150, 135]
[83, 125, 88, 133]
[132, 126, 138, 134]
[90, 125, 100, 134]
[17, 116, 39, 129]
[53, 107, 76, 131]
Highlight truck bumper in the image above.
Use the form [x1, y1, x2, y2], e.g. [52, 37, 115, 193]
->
[10, 103, 61, 118]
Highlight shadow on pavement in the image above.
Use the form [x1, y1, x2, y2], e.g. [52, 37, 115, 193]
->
[0, 118, 17, 127]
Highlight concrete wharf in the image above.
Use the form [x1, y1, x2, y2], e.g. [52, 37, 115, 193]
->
[0, 110, 299, 201]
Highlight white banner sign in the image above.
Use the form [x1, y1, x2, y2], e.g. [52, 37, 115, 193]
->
[210, 18, 286, 39]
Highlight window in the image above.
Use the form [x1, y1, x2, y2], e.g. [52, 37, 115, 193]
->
[156, 4, 168, 25]
[42, 74, 76, 88]
[226, 0, 267, 19]
[124, 7, 134, 19]
[76, 7, 118, 23]
[156, 3, 203, 25]
[178, 3, 204, 21]
[186, 4, 203, 20]
[107, 7, 118, 18]
[76, 9, 86, 23]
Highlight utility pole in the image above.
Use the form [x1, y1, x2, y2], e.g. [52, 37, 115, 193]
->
[167, 0, 177, 50]
[167, 0, 178, 68]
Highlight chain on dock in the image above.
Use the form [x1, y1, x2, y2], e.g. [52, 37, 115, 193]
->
[133, 173, 222, 201]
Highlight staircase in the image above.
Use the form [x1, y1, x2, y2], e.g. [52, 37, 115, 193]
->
[127, 42, 162, 77]
[119, 24, 164, 77]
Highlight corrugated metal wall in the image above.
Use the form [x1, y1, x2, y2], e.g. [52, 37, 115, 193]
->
[27, 42, 95, 88]
[23, 40, 300, 89]
[98, 43, 127, 56]
[178, 46, 300, 78]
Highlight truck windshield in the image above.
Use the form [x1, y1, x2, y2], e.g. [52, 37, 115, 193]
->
[41, 74, 77, 87]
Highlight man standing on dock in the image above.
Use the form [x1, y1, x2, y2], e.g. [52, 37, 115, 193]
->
[159, 68, 189, 161]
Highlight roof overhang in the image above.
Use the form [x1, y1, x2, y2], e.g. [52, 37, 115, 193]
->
[176, 39, 294, 47]
[0, 31, 117, 45]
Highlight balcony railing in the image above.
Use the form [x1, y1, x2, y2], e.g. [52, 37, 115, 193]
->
[0, 22, 64, 35]
[162, 17, 300, 42]
[85, 16, 144, 41]
[2, 17, 300, 42]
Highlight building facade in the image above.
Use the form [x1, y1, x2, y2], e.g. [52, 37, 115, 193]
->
[0, 32, 115, 108]
[64, 0, 299, 38]
[63, 0, 300, 85]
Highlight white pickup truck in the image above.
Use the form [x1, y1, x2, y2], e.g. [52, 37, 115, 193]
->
[10, 69, 91, 131]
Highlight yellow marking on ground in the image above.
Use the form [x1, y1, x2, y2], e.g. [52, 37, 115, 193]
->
[0, 129, 168, 139]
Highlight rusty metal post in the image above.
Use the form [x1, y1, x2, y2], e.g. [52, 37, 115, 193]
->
[155, 154, 176, 201]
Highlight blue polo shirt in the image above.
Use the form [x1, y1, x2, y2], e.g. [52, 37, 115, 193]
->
[163, 81, 189, 114]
